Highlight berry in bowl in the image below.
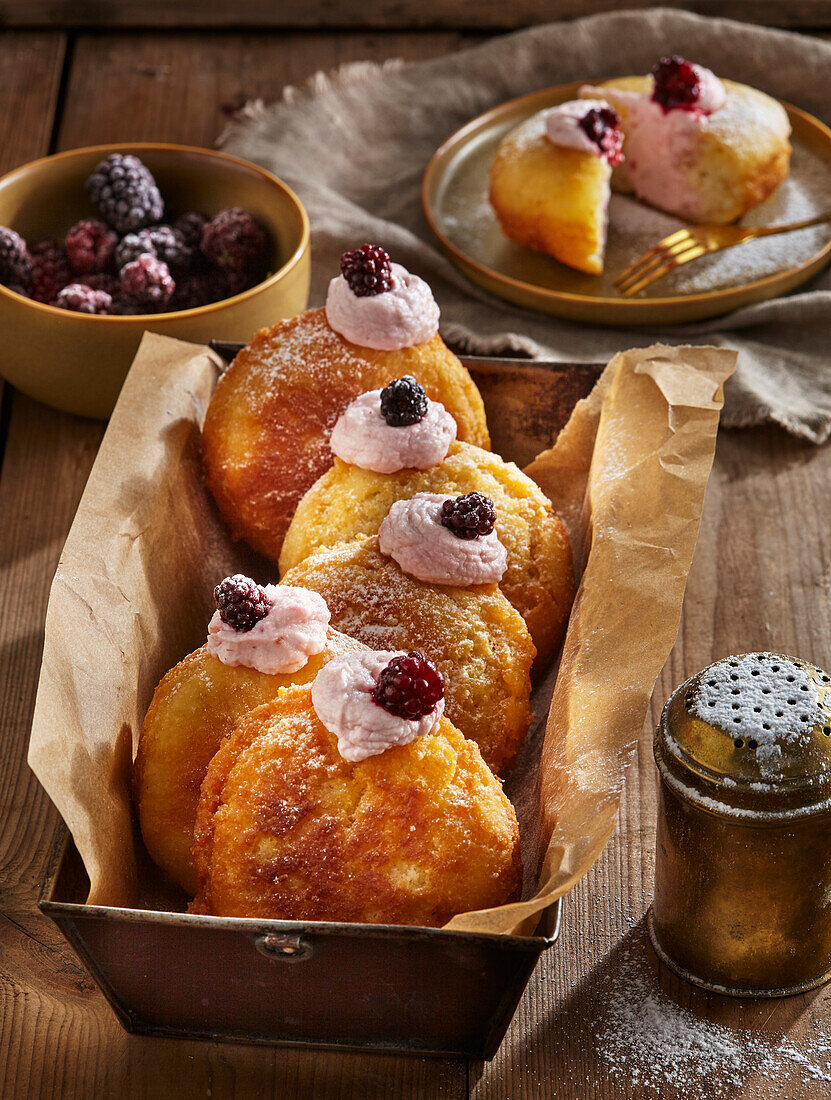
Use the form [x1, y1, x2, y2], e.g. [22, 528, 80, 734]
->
[0, 143, 310, 418]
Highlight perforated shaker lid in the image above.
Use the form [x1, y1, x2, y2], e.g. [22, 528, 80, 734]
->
[657, 653, 831, 816]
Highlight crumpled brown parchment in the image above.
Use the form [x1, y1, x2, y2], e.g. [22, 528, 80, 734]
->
[28, 332, 736, 933]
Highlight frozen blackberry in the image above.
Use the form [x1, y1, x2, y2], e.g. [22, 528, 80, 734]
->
[29, 238, 69, 303]
[652, 56, 701, 111]
[4, 284, 29, 298]
[214, 574, 272, 632]
[0, 226, 32, 289]
[340, 243, 392, 297]
[79, 272, 119, 296]
[85, 153, 164, 234]
[201, 207, 269, 275]
[115, 225, 192, 274]
[372, 651, 444, 720]
[109, 295, 145, 316]
[439, 492, 497, 540]
[379, 375, 428, 427]
[170, 268, 223, 310]
[119, 254, 175, 309]
[55, 283, 113, 315]
[579, 106, 624, 167]
[65, 219, 117, 275]
[174, 211, 208, 250]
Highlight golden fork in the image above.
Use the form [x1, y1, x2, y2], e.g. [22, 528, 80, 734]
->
[615, 212, 831, 297]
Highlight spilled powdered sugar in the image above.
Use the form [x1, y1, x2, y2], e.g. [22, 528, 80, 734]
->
[593, 933, 831, 1096]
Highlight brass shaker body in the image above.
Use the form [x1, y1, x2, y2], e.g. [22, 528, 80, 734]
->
[649, 653, 831, 996]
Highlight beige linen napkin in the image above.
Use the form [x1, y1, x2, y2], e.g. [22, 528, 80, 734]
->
[220, 8, 831, 443]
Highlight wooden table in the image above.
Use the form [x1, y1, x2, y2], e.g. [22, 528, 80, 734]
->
[1, 18, 830, 1100]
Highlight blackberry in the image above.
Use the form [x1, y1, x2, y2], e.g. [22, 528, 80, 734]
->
[372, 651, 444, 720]
[439, 492, 497, 540]
[0, 226, 32, 289]
[109, 295, 146, 316]
[115, 225, 192, 275]
[65, 219, 117, 275]
[340, 243, 392, 297]
[652, 56, 701, 111]
[200, 207, 268, 275]
[170, 269, 223, 310]
[29, 238, 69, 303]
[79, 272, 119, 296]
[579, 107, 624, 167]
[379, 375, 428, 427]
[119, 254, 175, 309]
[214, 574, 272, 632]
[4, 284, 29, 298]
[174, 211, 208, 250]
[55, 283, 113, 315]
[85, 153, 164, 234]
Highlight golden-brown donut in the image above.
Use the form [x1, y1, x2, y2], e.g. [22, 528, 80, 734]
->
[134, 628, 365, 894]
[202, 308, 490, 560]
[281, 536, 535, 774]
[280, 440, 574, 668]
[192, 683, 521, 925]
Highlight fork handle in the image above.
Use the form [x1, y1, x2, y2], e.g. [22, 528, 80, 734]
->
[749, 212, 831, 238]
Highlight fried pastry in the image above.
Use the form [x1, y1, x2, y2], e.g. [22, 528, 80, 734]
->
[280, 440, 574, 668]
[581, 65, 791, 225]
[490, 59, 791, 273]
[134, 578, 364, 894]
[281, 533, 535, 774]
[192, 680, 521, 926]
[202, 246, 489, 561]
[490, 99, 623, 274]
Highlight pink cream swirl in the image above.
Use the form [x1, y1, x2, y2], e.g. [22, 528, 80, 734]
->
[311, 650, 444, 762]
[545, 99, 616, 156]
[329, 389, 456, 474]
[378, 493, 507, 586]
[207, 584, 330, 675]
[325, 261, 440, 350]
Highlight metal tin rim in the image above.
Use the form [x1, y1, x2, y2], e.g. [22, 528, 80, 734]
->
[647, 907, 831, 998]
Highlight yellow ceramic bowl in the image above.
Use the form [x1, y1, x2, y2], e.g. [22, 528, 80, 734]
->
[0, 143, 310, 418]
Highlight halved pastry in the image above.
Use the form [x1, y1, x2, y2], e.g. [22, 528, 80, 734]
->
[489, 99, 624, 274]
[580, 58, 791, 224]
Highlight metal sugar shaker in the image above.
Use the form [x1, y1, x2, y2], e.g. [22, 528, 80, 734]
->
[650, 652, 831, 996]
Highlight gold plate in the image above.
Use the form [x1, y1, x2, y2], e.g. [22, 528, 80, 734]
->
[422, 82, 831, 326]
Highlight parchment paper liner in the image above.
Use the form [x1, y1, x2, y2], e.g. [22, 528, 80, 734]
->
[28, 333, 736, 936]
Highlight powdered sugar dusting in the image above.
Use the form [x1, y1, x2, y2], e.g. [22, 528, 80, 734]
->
[689, 653, 823, 744]
[595, 939, 831, 1095]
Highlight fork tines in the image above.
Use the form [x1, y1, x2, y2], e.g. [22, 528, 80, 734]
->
[615, 229, 706, 296]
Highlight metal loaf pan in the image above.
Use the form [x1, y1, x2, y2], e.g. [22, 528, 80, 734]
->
[39, 351, 602, 1060]
[41, 831, 561, 1059]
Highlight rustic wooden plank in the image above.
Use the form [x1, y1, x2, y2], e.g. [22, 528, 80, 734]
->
[0, 29, 72, 913]
[59, 30, 465, 149]
[0, 32, 66, 462]
[473, 424, 831, 1098]
[0, 0, 830, 30]
[0, 28, 469, 1100]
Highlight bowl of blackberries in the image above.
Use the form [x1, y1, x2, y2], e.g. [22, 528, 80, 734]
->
[0, 143, 310, 418]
